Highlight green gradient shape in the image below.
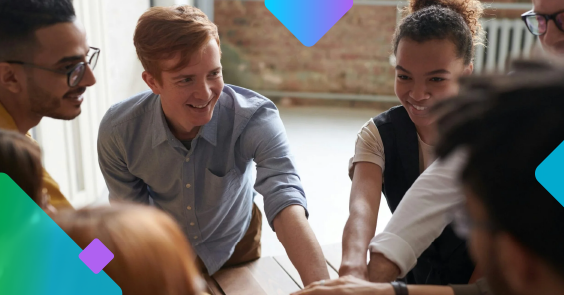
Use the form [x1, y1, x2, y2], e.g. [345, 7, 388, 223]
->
[0, 173, 121, 294]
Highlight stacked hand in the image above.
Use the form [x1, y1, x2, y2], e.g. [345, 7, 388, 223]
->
[290, 276, 395, 295]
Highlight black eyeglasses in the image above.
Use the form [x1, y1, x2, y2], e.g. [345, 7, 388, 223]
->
[521, 9, 564, 36]
[5, 47, 100, 87]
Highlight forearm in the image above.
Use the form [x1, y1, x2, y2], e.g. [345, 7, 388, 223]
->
[407, 285, 455, 295]
[341, 209, 377, 268]
[368, 252, 401, 283]
[342, 162, 382, 271]
[274, 205, 329, 286]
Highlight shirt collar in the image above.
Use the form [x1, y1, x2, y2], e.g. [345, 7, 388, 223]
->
[0, 101, 18, 131]
[151, 93, 221, 149]
[151, 95, 170, 148]
[200, 97, 220, 147]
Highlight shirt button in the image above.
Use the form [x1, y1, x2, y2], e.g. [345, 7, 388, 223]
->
[194, 236, 198, 239]
[185, 158, 190, 162]
[190, 222, 195, 226]
[185, 183, 191, 188]
[187, 206, 192, 210]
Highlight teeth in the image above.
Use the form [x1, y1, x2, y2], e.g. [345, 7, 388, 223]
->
[411, 103, 426, 111]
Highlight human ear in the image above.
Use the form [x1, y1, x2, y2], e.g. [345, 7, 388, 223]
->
[0, 63, 24, 94]
[142, 71, 162, 95]
[463, 63, 474, 76]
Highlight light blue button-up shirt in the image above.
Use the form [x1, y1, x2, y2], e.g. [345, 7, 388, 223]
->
[97, 85, 308, 274]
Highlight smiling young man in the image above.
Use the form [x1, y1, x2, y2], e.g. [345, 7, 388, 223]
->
[0, 0, 98, 209]
[97, 6, 329, 284]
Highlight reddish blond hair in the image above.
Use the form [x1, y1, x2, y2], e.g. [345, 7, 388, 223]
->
[53, 203, 203, 295]
[134, 5, 221, 83]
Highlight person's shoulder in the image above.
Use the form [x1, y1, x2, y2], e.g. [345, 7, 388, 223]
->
[373, 105, 405, 126]
[221, 84, 274, 119]
[100, 89, 158, 130]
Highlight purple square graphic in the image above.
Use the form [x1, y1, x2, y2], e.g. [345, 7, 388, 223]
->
[79, 238, 114, 274]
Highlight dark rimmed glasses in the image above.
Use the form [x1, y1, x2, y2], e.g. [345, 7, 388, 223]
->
[5, 46, 100, 87]
[521, 9, 564, 36]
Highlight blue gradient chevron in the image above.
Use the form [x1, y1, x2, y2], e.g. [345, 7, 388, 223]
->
[265, 0, 353, 47]
[536, 141, 564, 207]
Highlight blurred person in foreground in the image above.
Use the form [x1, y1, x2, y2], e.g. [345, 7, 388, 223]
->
[0, 129, 53, 211]
[97, 5, 329, 284]
[293, 65, 564, 295]
[54, 203, 205, 295]
[0, 0, 98, 209]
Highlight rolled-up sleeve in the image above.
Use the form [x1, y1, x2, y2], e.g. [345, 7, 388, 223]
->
[241, 102, 307, 231]
[348, 119, 385, 179]
[97, 107, 150, 204]
[368, 149, 469, 277]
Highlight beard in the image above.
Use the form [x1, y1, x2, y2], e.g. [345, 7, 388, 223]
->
[26, 76, 84, 121]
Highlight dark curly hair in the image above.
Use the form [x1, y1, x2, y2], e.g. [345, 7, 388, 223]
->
[393, 0, 484, 65]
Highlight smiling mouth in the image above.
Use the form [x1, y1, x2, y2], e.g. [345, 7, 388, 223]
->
[409, 101, 427, 111]
[187, 99, 212, 109]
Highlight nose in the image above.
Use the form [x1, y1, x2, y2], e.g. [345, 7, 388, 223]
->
[194, 79, 212, 100]
[540, 19, 563, 49]
[409, 82, 431, 102]
[78, 64, 96, 88]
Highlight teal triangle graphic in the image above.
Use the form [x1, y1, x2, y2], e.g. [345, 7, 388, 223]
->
[0, 173, 122, 294]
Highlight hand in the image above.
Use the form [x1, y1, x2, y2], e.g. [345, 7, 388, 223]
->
[368, 253, 401, 283]
[339, 261, 369, 280]
[291, 276, 395, 295]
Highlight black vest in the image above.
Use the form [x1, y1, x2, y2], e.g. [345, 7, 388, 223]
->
[373, 106, 474, 285]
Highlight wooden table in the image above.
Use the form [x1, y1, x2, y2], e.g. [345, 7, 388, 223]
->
[204, 244, 343, 295]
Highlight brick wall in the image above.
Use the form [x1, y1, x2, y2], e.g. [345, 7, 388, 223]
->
[215, 0, 532, 97]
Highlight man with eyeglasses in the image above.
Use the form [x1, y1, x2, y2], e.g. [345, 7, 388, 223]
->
[522, 0, 564, 55]
[333, 0, 564, 288]
[0, 0, 98, 209]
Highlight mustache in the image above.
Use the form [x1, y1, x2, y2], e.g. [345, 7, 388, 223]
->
[64, 87, 87, 97]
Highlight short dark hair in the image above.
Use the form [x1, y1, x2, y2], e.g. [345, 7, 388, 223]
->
[435, 65, 564, 278]
[393, 0, 484, 65]
[0, 0, 76, 61]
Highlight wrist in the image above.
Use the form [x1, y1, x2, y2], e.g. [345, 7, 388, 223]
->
[369, 252, 400, 275]
[390, 281, 409, 295]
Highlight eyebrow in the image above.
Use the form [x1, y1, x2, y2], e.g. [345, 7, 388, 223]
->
[395, 65, 451, 75]
[395, 65, 411, 74]
[55, 55, 84, 65]
[171, 67, 222, 80]
[425, 69, 451, 75]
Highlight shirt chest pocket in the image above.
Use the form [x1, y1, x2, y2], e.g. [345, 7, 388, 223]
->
[199, 168, 241, 210]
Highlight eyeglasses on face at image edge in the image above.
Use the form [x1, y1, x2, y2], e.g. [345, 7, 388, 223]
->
[522, 9, 564, 36]
[4, 47, 100, 88]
